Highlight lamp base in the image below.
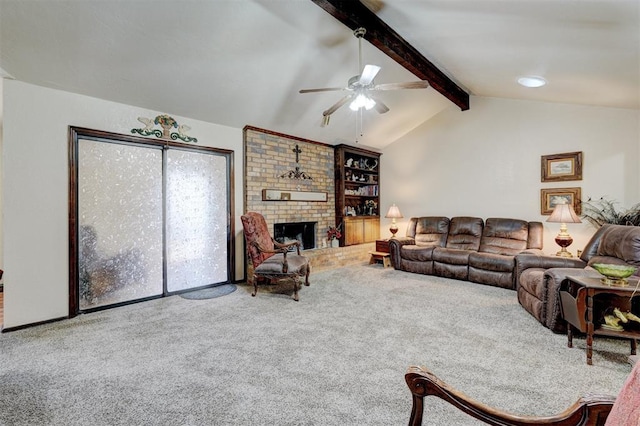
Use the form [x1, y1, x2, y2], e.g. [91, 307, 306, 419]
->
[389, 224, 399, 239]
[554, 234, 574, 258]
[555, 247, 573, 258]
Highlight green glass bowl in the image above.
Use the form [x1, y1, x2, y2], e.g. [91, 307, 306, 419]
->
[591, 263, 638, 279]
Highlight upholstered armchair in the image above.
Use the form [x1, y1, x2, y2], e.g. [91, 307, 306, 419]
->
[241, 212, 310, 301]
[405, 363, 640, 426]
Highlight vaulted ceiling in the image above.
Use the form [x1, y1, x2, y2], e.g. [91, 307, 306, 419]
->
[1, 0, 638, 149]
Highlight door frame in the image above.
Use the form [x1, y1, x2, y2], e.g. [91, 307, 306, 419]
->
[68, 126, 235, 317]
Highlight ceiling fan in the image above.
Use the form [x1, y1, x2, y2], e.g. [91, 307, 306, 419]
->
[299, 27, 430, 127]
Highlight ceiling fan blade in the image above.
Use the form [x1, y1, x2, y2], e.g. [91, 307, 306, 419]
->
[373, 81, 430, 90]
[299, 87, 347, 94]
[321, 94, 355, 126]
[370, 96, 390, 114]
[358, 64, 381, 86]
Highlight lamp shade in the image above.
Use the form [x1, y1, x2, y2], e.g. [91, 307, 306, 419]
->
[547, 202, 582, 224]
[385, 204, 403, 219]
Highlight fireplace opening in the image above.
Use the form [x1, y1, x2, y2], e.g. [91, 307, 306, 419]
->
[274, 222, 316, 250]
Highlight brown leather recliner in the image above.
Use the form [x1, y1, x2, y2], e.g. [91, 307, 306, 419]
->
[388, 216, 450, 275]
[468, 218, 543, 289]
[432, 217, 484, 280]
[515, 224, 640, 333]
[389, 216, 543, 289]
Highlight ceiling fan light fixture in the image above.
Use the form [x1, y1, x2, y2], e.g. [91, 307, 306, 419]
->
[364, 96, 376, 110]
[517, 76, 547, 88]
[349, 93, 376, 111]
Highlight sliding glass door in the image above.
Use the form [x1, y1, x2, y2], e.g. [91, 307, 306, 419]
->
[166, 149, 229, 292]
[78, 139, 164, 309]
[70, 128, 234, 314]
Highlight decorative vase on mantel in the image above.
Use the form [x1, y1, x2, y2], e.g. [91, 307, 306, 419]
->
[331, 239, 339, 248]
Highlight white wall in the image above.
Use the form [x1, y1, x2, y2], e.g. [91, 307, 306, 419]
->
[4, 85, 638, 328]
[381, 96, 640, 253]
[0, 77, 4, 276]
[2, 80, 244, 329]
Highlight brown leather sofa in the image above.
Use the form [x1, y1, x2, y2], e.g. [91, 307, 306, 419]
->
[389, 216, 544, 289]
[515, 224, 640, 333]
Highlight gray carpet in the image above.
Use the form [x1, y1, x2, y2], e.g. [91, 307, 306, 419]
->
[0, 265, 633, 425]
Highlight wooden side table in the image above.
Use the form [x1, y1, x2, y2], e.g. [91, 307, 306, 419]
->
[560, 275, 640, 365]
[375, 239, 390, 253]
[370, 239, 391, 267]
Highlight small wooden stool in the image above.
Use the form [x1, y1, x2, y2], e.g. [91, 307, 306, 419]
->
[369, 251, 391, 268]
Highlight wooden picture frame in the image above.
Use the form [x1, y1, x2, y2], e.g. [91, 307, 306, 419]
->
[541, 151, 582, 182]
[540, 187, 582, 215]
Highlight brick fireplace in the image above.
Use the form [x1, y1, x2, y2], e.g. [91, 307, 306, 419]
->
[244, 126, 335, 247]
[242, 126, 375, 274]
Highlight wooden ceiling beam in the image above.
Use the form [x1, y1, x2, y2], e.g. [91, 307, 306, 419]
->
[310, 0, 470, 111]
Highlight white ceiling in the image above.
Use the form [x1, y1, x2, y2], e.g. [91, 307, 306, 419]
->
[1, 0, 638, 149]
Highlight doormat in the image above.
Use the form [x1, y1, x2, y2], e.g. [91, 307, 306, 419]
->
[180, 284, 237, 300]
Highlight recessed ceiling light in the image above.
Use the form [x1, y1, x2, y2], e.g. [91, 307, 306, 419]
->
[518, 76, 547, 88]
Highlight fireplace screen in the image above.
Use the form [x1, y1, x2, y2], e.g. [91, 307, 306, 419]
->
[274, 222, 316, 250]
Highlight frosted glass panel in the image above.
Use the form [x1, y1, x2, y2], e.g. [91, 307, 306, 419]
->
[166, 150, 229, 291]
[78, 139, 163, 309]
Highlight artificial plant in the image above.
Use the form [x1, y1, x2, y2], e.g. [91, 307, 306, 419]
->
[581, 197, 640, 227]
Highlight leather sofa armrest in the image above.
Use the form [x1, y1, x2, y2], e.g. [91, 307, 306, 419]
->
[514, 254, 587, 291]
[519, 248, 544, 256]
[515, 254, 586, 275]
[389, 237, 417, 252]
[544, 267, 602, 332]
[389, 237, 416, 269]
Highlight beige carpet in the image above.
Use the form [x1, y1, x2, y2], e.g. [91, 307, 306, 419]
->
[0, 265, 633, 425]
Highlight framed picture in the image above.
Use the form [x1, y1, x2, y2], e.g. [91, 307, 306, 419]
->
[540, 187, 582, 215]
[541, 151, 582, 182]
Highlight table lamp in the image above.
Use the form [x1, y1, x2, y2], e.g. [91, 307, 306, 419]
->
[547, 201, 582, 257]
[385, 204, 403, 238]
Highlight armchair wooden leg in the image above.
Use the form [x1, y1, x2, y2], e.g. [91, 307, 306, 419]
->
[251, 275, 258, 297]
[292, 277, 300, 302]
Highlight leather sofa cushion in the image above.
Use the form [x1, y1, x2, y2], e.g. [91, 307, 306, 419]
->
[445, 217, 483, 250]
[518, 286, 545, 324]
[596, 225, 640, 267]
[468, 252, 514, 272]
[579, 224, 610, 262]
[408, 216, 450, 246]
[401, 245, 436, 262]
[527, 221, 544, 250]
[478, 218, 528, 255]
[433, 248, 472, 265]
[468, 267, 514, 289]
[434, 262, 468, 280]
[401, 259, 434, 275]
[518, 268, 546, 299]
